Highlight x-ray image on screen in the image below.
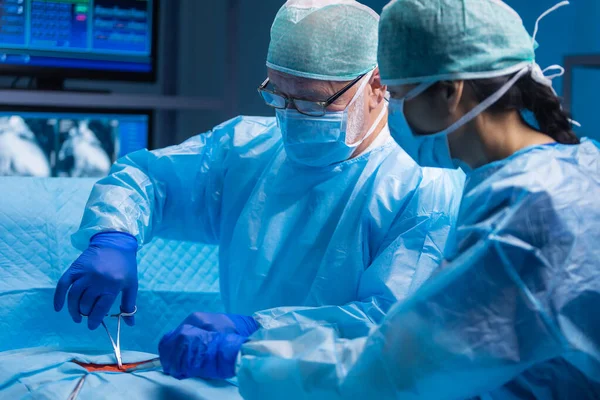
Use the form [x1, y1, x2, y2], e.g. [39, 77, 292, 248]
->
[0, 110, 149, 178]
[56, 119, 114, 177]
[0, 116, 51, 177]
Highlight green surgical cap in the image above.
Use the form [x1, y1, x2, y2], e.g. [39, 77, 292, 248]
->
[267, 0, 379, 81]
[378, 0, 536, 85]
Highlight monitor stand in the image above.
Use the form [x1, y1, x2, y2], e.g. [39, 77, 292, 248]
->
[34, 77, 110, 93]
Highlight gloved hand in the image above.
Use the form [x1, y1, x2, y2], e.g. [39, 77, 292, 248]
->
[159, 323, 248, 380]
[53, 232, 138, 330]
[182, 312, 260, 336]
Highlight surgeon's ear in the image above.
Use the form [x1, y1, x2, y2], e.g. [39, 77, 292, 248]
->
[438, 81, 464, 114]
[367, 68, 387, 110]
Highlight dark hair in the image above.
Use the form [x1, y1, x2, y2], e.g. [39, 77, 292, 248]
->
[466, 73, 580, 145]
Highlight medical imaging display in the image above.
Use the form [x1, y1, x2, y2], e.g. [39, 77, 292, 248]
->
[0, 0, 155, 75]
[0, 110, 149, 177]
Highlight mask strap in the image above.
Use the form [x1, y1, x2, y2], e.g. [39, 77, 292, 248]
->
[405, 81, 435, 101]
[531, 63, 565, 94]
[360, 101, 388, 143]
[347, 69, 375, 108]
[532, 1, 570, 45]
[530, 1, 570, 92]
[345, 68, 384, 147]
[542, 65, 565, 80]
[432, 65, 531, 138]
[346, 99, 388, 147]
[441, 63, 581, 132]
[531, 63, 579, 128]
[531, 67, 581, 129]
[531, 2, 580, 127]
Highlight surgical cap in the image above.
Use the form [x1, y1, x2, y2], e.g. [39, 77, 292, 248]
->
[267, 0, 379, 81]
[378, 0, 536, 85]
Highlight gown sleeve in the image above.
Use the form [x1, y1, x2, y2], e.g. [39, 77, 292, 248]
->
[238, 184, 600, 399]
[71, 116, 270, 249]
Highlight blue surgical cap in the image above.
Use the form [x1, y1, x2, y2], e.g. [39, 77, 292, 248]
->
[378, 0, 536, 85]
[267, 0, 379, 81]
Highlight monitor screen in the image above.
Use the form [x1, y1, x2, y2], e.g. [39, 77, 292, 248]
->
[0, 108, 150, 178]
[0, 0, 156, 79]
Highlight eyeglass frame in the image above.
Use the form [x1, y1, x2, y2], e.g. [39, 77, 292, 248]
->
[257, 73, 367, 117]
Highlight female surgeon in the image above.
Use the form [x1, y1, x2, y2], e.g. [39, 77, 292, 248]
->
[236, 1, 600, 399]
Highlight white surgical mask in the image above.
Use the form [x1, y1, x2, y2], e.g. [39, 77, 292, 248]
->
[278, 70, 384, 168]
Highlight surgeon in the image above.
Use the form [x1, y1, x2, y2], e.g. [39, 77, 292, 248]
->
[53, 0, 464, 381]
[237, 1, 600, 399]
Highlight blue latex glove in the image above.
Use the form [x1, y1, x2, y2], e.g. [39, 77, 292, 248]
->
[182, 312, 260, 336]
[159, 324, 248, 380]
[53, 232, 138, 330]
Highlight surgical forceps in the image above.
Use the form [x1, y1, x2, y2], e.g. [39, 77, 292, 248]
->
[101, 307, 137, 370]
[81, 306, 137, 370]
[67, 375, 86, 400]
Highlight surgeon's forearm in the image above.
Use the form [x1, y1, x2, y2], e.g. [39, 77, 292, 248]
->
[238, 324, 369, 400]
[72, 151, 161, 249]
[335, 245, 566, 399]
[241, 240, 570, 400]
[74, 140, 222, 250]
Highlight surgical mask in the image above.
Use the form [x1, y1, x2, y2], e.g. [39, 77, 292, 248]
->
[388, 95, 456, 169]
[278, 71, 382, 168]
[388, 64, 536, 170]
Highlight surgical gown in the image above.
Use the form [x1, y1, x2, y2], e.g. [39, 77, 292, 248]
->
[238, 139, 600, 399]
[72, 116, 463, 339]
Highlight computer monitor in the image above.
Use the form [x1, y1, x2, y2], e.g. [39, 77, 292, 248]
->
[0, 0, 158, 83]
[0, 107, 151, 177]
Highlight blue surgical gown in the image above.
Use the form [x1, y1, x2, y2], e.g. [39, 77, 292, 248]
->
[238, 139, 600, 399]
[72, 116, 464, 339]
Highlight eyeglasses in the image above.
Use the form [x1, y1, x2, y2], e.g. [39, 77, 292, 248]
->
[257, 73, 366, 117]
